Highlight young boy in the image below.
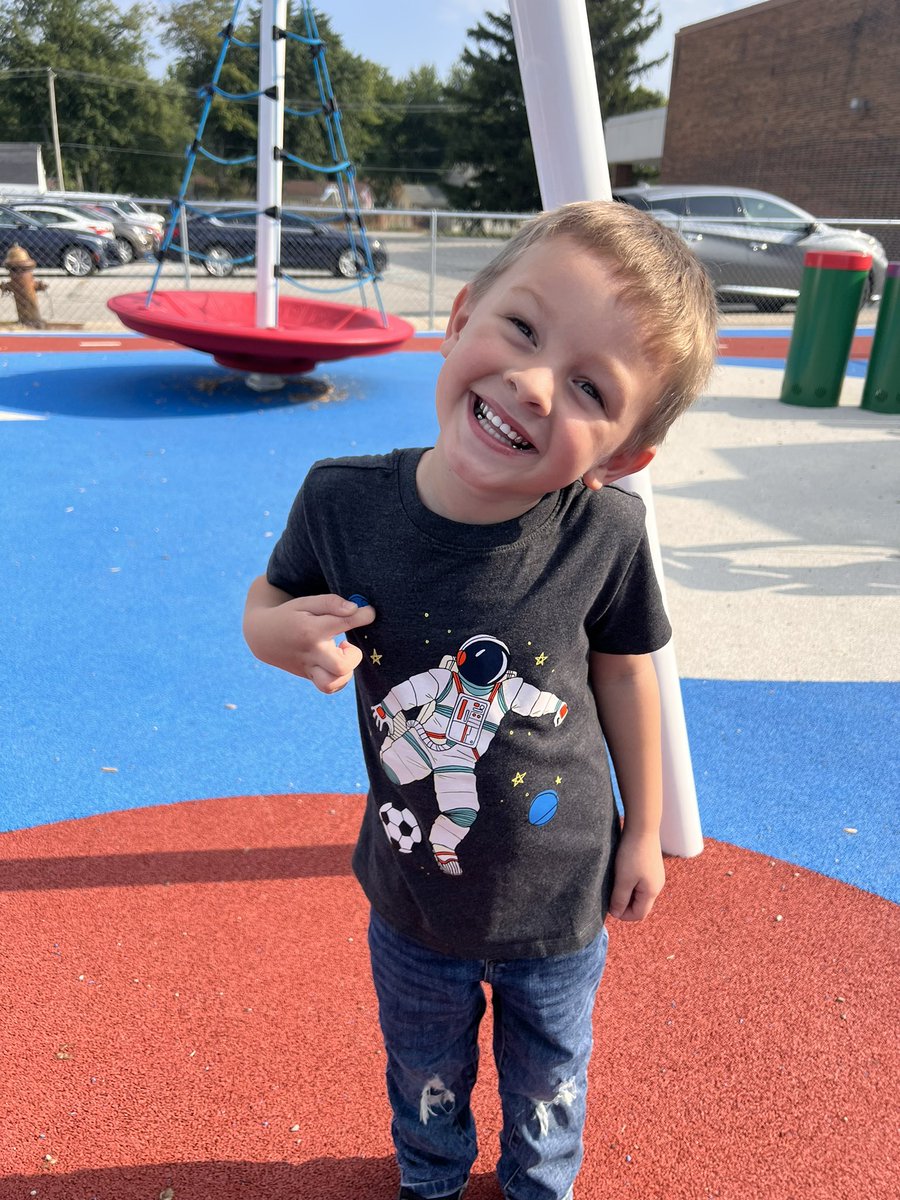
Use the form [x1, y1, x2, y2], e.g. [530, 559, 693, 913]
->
[243, 200, 717, 1200]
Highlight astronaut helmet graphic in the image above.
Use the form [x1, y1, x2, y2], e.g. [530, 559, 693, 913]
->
[455, 635, 510, 687]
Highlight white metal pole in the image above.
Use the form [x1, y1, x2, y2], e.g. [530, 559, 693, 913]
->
[509, 0, 704, 858]
[256, 0, 287, 329]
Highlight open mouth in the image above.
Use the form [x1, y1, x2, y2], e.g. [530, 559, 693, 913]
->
[473, 396, 535, 451]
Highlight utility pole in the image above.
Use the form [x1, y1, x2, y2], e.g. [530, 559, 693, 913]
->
[46, 68, 66, 192]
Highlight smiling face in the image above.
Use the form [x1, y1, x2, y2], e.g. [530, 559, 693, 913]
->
[418, 235, 665, 524]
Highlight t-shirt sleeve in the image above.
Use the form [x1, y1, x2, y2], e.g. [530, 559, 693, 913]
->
[266, 472, 330, 597]
[586, 526, 672, 655]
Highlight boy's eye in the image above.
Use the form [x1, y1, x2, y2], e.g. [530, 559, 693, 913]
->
[578, 380, 604, 406]
[508, 316, 534, 341]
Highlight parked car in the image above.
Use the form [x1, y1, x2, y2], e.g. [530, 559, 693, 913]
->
[163, 209, 388, 278]
[613, 185, 887, 311]
[31, 190, 166, 233]
[10, 202, 117, 247]
[79, 202, 158, 263]
[0, 205, 118, 276]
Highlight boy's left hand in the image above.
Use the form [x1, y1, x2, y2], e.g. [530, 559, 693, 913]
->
[609, 830, 665, 922]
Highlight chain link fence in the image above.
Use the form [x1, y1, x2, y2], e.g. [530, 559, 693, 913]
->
[1, 198, 895, 336]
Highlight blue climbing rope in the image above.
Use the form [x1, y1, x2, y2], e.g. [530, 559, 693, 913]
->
[147, 0, 387, 322]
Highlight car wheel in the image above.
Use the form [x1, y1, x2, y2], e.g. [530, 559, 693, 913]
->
[61, 244, 94, 277]
[115, 236, 135, 264]
[753, 297, 787, 313]
[335, 248, 367, 278]
[203, 244, 235, 277]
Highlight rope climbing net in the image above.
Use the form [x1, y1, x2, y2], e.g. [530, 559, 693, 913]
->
[147, 0, 387, 322]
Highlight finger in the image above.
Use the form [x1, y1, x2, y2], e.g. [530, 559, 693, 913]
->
[308, 663, 353, 694]
[308, 639, 359, 681]
[621, 888, 658, 923]
[290, 594, 376, 639]
[608, 885, 632, 921]
[336, 640, 364, 670]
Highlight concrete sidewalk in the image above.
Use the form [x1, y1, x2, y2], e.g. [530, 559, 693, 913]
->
[651, 363, 899, 683]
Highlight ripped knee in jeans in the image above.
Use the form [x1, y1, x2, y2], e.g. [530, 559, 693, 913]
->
[531, 1076, 577, 1136]
[419, 1075, 457, 1124]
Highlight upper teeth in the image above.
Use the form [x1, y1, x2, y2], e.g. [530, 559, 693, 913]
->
[475, 399, 532, 448]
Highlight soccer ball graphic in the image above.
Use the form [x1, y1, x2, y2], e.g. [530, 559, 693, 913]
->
[379, 802, 422, 854]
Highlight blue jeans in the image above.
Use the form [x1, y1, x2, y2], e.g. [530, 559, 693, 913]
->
[368, 909, 609, 1200]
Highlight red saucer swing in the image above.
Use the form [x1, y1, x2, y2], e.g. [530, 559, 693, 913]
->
[107, 289, 414, 375]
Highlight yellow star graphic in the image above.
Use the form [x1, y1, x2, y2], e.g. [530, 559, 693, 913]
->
[535, 651, 548, 666]
[370, 649, 382, 665]
[511, 771, 526, 787]
[555, 775, 562, 786]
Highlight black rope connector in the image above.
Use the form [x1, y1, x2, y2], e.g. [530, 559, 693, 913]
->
[189, 138, 201, 156]
[221, 21, 234, 37]
[264, 85, 279, 100]
[273, 146, 282, 161]
[200, 83, 215, 98]
[273, 25, 286, 39]
[273, 264, 283, 278]
[322, 97, 336, 116]
[264, 205, 281, 220]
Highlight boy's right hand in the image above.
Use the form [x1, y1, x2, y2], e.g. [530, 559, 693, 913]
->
[243, 583, 375, 694]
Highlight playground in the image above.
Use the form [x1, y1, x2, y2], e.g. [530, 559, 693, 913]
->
[1, 1, 898, 1198]
[1, 331, 897, 1198]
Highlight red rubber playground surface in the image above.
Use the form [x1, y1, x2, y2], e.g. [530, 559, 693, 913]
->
[1, 333, 897, 1199]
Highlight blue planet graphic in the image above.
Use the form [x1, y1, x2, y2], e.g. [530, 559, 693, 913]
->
[528, 789, 559, 826]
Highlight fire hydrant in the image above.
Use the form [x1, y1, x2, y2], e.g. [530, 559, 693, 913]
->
[2, 243, 47, 328]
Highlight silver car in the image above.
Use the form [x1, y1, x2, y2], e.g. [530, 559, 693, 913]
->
[613, 184, 887, 311]
[80, 202, 158, 264]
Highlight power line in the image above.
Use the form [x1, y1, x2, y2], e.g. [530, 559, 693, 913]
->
[0, 67, 467, 112]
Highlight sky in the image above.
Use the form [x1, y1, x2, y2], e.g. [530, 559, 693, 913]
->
[270, 0, 766, 97]
[139, 2, 767, 96]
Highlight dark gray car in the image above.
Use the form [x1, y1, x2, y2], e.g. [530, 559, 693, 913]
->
[614, 185, 887, 311]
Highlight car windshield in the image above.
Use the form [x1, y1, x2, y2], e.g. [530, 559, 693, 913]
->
[648, 196, 687, 215]
[613, 193, 650, 211]
[1, 206, 39, 226]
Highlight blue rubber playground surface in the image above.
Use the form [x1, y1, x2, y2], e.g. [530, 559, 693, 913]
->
[1, 344, 896, 903]
[2, 340, 897, 1200]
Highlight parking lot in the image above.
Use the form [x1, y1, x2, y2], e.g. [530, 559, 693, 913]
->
[2, 227, 882, 335]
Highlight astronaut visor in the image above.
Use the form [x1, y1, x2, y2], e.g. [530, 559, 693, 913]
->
[457, 638, 509, 686]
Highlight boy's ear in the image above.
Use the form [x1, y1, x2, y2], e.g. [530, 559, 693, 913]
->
[441, 284, 472, 358]
[582, 446, 656, 491]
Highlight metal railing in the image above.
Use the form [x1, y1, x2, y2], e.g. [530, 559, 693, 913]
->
[2, 198, 895, 335]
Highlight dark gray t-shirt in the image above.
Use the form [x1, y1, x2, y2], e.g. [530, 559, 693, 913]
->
[267, 448, 671, 959]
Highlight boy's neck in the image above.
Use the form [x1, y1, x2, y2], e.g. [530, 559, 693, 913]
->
[416, 448, 547, 526]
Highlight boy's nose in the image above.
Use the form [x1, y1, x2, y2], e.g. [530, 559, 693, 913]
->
[504, 365, 554, 414]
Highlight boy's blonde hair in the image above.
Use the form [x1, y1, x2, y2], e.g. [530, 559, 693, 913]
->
[467, 200, 718, 452]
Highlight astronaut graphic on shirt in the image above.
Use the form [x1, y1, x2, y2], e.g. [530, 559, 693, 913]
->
[372, 635, 568, 875]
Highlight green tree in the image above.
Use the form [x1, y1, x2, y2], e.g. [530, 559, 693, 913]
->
[0, 0, 191, 194]
[162, 2, 398, 200]
[365, 65, 451, 202]
[443, 3, 665, 212]
[442, 13, 534, 213]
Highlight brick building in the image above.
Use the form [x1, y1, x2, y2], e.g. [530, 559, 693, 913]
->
[661, 0, 899, 253]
